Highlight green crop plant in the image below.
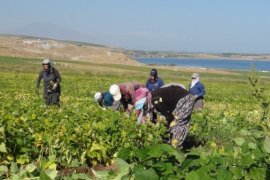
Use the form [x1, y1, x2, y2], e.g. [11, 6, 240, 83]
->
[249, 65, 270, 121]
[0, 57, 270, 179]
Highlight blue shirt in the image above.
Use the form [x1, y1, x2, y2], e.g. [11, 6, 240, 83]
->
[189, 81, 205, 98]
[146, 78, 164, 91]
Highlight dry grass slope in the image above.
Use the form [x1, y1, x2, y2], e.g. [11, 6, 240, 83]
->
[0, 35, 139, 65]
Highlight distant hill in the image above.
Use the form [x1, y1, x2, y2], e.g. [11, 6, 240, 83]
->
[5, 22, 103, 44]
[0, 34, 139, 65]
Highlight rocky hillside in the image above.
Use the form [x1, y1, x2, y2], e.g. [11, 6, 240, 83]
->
[0, 35, 139, 65]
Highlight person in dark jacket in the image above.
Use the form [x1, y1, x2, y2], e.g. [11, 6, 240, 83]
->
[145, 69, 164, 121]
[189, 73, 205, 110]
[36, 59, 61, 106]
[146, 69, 164, 92]
[135, 85, 196, 148]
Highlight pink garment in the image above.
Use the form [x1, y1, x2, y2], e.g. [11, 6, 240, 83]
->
[134, 87, 153, 124]
[134, 87, 150, 102]
[119, 82, 144, 104]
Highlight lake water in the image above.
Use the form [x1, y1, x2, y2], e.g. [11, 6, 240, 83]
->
[135, 57, 270, 72]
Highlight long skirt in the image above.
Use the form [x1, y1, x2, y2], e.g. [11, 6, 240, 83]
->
[193, 99, 204, 110]
[169, 94, 195, 148]
[44, 92, 60, 106]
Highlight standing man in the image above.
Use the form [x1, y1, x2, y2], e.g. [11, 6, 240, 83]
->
[36, 59, 62, 107]
[146, 69, 164, 92]
[189, 73, 205, 110]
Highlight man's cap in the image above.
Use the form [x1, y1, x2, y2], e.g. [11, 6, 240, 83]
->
[150, 69, 157, 76]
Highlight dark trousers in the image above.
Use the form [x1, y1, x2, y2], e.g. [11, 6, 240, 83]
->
[44, 92, 60, 106]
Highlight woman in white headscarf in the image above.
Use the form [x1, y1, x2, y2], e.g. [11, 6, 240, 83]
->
[189, 73, 205, 110]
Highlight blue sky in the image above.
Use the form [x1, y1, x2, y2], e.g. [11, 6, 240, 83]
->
[0, 0, 269, 53]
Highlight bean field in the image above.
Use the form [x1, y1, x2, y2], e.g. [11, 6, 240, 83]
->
[0, 56, 270, 179]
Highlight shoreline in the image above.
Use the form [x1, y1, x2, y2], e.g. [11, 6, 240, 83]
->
[132, 56, 270, 61]
[133, 57, 270, 72]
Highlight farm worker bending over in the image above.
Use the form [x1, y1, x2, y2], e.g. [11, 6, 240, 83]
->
[135, 85, 196, 148]
[36, 59, 61, 107]
[109, 82, 144, 115]
[146, 68, 164, 92]
[133, 87, 153, 124]
[94, 91, 122, 110]
[189, 73, 205, 110]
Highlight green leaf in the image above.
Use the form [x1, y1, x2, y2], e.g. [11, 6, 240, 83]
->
[167, 174, 179, 180]
[41, 157, 56, 170]
[45, 169, 58, 179]
[10, 162, 19, 174]
[25, 163, 37, 173]
[249, 167, 266, 180]
[40, 169, 52, 180]
[230, 166, 242, 179]
[186, 171, 200, 180]
[195, 166, 211, 179]
[216, 169, 232, 180]
[147, 146, 163, 158]
[117, 148, 131, 160]
[263, 136, 270, 153]
[70, 159, 80, 168]
[146, 144, 185, 163]
[91, 169, 109, 179]
[152, 161, 168, 171]
[0, 165, 8, 174]
[162, 163, 174, 176]
[248, 142, 256, 149]
[241, 154, 253, 166]
[135, 168, 159, 180]
[0, 142, 7, 153]
[16, 155, 29, 164]
[111, 158, 131, 180]
[135, 148, 149, 161]
[233, 137, 245, 146]
[0, 127, 4, 134]
[71, 173, 91, 180]
[31, 113, 37, 120]
[211, 156, 223, 165]
[172, 150, 185, 163]
[181, 158, 200, 170]
[11, 174, 20, 180]
[253, 148, 264, 160]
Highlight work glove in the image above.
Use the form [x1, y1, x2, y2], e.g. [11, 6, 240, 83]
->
[125, 110, 131, 118]
[35, 89, 39, 95]
[193, 94, 198, 100]
[52, 83, 58, 90]
[127, 104, 134, 111]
